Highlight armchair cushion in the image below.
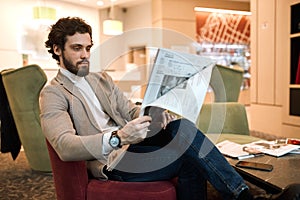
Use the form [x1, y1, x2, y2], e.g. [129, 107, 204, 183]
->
[87, 179, 176, 200]
[197, 102, 249, 135]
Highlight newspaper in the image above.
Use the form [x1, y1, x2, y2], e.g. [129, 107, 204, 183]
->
[140, 48, 214, 123]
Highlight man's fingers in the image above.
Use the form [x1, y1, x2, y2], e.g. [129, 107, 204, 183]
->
[136, 120, 151, 130]
[131, 116, 152, 124]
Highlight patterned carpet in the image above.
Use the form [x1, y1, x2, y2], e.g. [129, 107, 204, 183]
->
[0, 149, 270, 200]
[0, 151, 56, 200]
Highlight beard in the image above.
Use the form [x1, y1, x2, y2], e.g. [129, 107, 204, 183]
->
[62, 53, 90, 77]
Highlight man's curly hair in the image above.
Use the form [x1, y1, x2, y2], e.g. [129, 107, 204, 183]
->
[45, 17, 93, 64]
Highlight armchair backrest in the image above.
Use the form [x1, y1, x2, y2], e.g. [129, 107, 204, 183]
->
[196, 102, 249, 135]
[210, 64, 244, 102]
[1, 64, 51, 172]
[46, 140, 88, 200]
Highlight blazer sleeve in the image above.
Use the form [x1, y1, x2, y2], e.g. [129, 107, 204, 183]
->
[40, 84, 106, 162]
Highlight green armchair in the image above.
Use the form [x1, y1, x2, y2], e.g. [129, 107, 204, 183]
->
[197, 65, 248, 137]
[196, 102, 249, 135]
[210, 64, 244, 102]
[1, 64, 51, 172]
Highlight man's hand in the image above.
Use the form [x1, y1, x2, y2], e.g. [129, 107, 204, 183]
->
[146, 106, 176, 130]
[161, 110, 177, 129]
[118, 116, 152, 145]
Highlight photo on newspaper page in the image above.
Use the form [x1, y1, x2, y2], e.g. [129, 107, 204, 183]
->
[140, 48, 215, 124]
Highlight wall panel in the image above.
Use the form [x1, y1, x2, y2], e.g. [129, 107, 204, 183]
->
[257, 0, 275, 104]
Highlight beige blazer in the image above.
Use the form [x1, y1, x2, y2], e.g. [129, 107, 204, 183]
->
[40, 70, 140, 178]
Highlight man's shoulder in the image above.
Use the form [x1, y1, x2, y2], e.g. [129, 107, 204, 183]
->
[88, 71, 112, 79]
[41, 82, 62, 97]
[40, 77, 66, 98]
[87, 71, 114, 84]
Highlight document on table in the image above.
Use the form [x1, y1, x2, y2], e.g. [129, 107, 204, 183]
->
[216, 140, 264, 160]
[245, 140, 300, 157]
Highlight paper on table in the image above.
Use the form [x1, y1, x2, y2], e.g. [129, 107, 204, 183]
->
[216, 140, 264, 160]
[246, 140, 300, 157]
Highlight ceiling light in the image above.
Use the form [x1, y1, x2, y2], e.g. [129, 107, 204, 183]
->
[97, 1, 104, 6]
[33, 6, 56, 20]
[194, 7, 251, 16]
[103, 19, 123, 35]
[103, 1, 123, 36]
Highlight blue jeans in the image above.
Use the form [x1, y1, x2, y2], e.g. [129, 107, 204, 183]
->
[105, 119, 248, 200]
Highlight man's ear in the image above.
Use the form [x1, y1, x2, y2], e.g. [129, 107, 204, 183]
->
[53, 45, 62, 56]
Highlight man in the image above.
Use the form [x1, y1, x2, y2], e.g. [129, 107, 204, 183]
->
[40, 17, 255, 200]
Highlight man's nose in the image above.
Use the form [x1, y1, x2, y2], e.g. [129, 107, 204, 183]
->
[81, 49, 90, 58]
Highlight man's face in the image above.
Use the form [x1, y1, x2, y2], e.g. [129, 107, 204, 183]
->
[56, 32, 92, 77]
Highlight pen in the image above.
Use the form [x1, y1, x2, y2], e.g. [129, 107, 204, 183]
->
[238, 153, 264, 160]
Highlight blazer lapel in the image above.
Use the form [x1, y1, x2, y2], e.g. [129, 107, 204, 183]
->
[85, 75, 114, 117]
[86, 75, 125, 127]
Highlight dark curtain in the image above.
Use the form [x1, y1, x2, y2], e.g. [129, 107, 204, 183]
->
[295, 53, 300, 84]
[0, 72, 21, 160]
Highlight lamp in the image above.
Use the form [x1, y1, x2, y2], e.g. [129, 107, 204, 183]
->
[17, 6, 56, 59]
[33, 6, 56, 20]
[103, 1, 123, 35]
[103, 19, 123, 35]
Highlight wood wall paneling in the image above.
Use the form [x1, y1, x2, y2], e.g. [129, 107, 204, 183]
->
[257, 0, 276, 104]
[250, 0, 257, 103]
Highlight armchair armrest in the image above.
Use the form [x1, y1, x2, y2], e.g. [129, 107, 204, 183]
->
[46, 140, 88, 200]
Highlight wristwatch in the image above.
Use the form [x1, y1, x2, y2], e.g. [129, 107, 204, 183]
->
[109, 130, 122, 149]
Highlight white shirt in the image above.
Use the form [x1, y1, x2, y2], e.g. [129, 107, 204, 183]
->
[60, 68, 116, 156]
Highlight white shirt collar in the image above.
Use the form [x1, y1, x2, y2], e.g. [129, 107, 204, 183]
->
[59, 67, 85, 84]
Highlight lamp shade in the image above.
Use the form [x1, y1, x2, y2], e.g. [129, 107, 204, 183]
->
[103, 19, 123, 35]
[33, 6, 56, 20]
[17, 6, 56, 59]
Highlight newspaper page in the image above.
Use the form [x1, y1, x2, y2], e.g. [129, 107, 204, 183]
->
[244, 140, 300, 157]
[140, 48, 214, 123]
[217, 140, 300, 158]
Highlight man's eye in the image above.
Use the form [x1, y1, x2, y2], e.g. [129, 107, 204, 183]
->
[73, 47, 81, 51]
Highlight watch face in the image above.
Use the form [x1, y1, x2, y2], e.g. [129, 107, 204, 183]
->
[110, 136, 120, 148]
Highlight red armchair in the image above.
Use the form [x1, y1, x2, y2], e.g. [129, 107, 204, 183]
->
[46, 140, 177, 200]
